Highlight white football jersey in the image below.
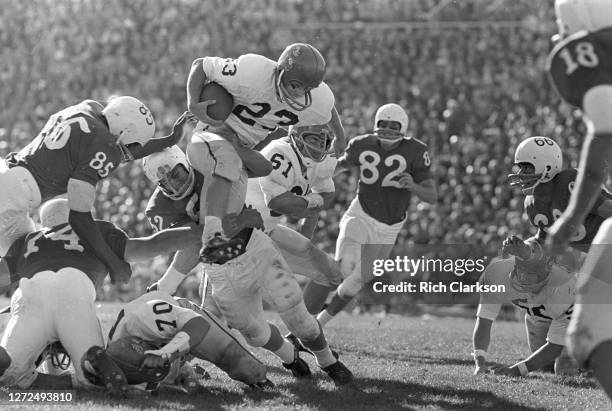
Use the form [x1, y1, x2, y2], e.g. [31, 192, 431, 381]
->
[246, 137, 337, 229]
[197, 54, 335, 148]
[477, 258, 576, 345]
[108, 291, 199, 345]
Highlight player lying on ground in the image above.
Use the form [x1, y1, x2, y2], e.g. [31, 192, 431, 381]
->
[106, 290, 269, 392]
[0, 95, 190, 287]
[317, 103, 437, 328]
[143, 146, 354, 384]
[472, 253, 578, 377]
[543, 0, 612, 401]
[0, 199, 201, 395]
[185, 42, 346, 259]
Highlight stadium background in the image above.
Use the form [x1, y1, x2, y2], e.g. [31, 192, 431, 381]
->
[0, 0, 586, 305]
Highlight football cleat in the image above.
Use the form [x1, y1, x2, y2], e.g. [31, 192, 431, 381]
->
[199, 234, 246, 265]
[82, 346, 128, 397]
[282, 344, 311, 378]
[322, 360, 354, 385]
[285, 333, 339, 360]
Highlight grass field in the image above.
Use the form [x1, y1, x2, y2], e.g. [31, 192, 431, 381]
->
[0, 299, 608, 411]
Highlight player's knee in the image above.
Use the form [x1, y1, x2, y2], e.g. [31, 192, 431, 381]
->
[224, 343, 267, 385]
[337, 272, 362, 299]
[593, 219, 612, 244]
[280, 303, 320, 342]
[240, 321, 271, 348]
[0, 347, 12, 376]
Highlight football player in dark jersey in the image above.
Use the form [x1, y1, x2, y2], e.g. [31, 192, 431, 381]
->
[0, 97, 189, 286]
[317, 103, 437, 328]
[543, 0, 612, 400]
[0, 199, 201, 395]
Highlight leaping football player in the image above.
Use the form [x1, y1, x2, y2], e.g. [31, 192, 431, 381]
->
[544, 0, 612, 400]
[317, 103, 437, 328]
[142, 146, 354, 384]
[0, 199, 202, 394]
[0, 96, 190, 286]
[185, 43, 347, 261]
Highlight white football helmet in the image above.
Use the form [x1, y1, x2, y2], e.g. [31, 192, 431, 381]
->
[102, 96, 156, 160]
[143, 145, 195, 200]
[289, 124, 332, 167]
[554, 0, 612, 41]
[508, 136, 562, 194]
[374, 104, 408, 143]
[39, 198, 70, 228]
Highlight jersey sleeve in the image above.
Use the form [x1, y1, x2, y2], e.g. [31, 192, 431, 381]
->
[96, 220, 129, 260]
[476, 259, 508, 320]
[409, 143, 433, 184]
[201, 54, 262, 103]
[3, 236, 27, 283]
[341, 136, 363, 167]
[311, 157, 337, 194]
[259, 145, 297, 205]
[547, 31, 612, 108]
[297, 82, 334, 126]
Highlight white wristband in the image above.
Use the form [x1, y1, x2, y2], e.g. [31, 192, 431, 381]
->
[304, 193, 324, 209]
[472, 349, 486, 360]
[516, 361, 529, 376]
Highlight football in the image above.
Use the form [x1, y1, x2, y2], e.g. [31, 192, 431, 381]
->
[199, 82, 234, 121]
[106, 336, 171, 384]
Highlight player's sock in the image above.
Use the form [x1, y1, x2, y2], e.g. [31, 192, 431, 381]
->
[317, 292, 353, 326]
[262, 324, 294, 364]
[300, 323, 335, 367]
[302, 281, 334, 315]
[316, 309, 334, 327]
[311, 347, 337, 368]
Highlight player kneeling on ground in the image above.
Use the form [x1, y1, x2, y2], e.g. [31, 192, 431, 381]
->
[472, 246, 578, 377]
[0, 199, 202, 395]
[106, 290, 269, 391]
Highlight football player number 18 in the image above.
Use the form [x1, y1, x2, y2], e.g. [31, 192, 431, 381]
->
[558, 42, 599, 75]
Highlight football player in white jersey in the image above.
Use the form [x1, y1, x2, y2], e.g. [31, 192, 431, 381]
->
[185, 43, 347, 261]
[472, 255, 578, 377]
[245, 124, 343, 315]
[544, 0, 612, 399]
[107, 291, 269, 389]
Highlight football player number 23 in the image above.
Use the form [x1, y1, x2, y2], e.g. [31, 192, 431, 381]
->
[358, 150, 430, 188]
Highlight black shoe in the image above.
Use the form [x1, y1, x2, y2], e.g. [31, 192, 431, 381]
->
[82, 346, 128, 397]
[285, 333, 339, 360]
[249, 378, 275, 389]
[282, 343, 311, 378]
[322, 360, 354, 385]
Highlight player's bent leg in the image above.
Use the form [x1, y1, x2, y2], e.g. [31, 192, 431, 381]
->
[176, 299, 267, 385]
[0, 283, 52, 388]
[525, 314, 551, 353]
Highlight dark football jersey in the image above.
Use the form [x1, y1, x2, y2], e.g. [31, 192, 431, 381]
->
[145, 171, 205, 231]
[525, 169, 612, 251]
[4, 220, 128, 289]
[5, 100, 123, 202]
[342, 134, 432, 225]
[547, 28, 612, 108]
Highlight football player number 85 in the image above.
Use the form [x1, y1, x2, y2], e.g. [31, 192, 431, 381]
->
[44, 117, 91, 150]
[559, 42, 599, 75]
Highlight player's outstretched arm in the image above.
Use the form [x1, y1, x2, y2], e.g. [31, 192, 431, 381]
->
[68, 179, 132, 285]
[129, 111, 195, 160]
[234, 144, 272, 178]
[123, 225, 203, 263]
[472, 316, 493, 375]
[493, 342, 564, 377]
[186, 58, 223, 127]
[327, 106, 346, 156]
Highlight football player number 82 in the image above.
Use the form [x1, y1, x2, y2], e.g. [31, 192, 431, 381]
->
[358, 150, 429, 188]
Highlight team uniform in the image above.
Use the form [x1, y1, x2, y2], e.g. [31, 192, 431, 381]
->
[336, 134, 432, 296]
[478, 258, 576, 351]
[189, 53, 334, 199]
[0, 221, 127, 388]
[0, 100, 124, 255]
[547, 27, 612, 367]
[107, 291, 266, 385]
[525, 168, 612, 253]
[245, 137, 341, 288]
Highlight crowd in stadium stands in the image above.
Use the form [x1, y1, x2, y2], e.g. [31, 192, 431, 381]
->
[0, 0, 587, 301]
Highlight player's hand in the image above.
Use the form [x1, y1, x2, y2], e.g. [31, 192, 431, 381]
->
[140, 353, 170, 369]
[501, 235, 530, 260]
[398, 172, 416, 190]
[546, 213, 579, 256]
[222, 206, 264, 238]
[332, 136, 346, 157]
[489, 364, 521, 376]
[109, 260, 132, 285]
[188, 100, 224, 128]
[167, 111, 197, 146]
